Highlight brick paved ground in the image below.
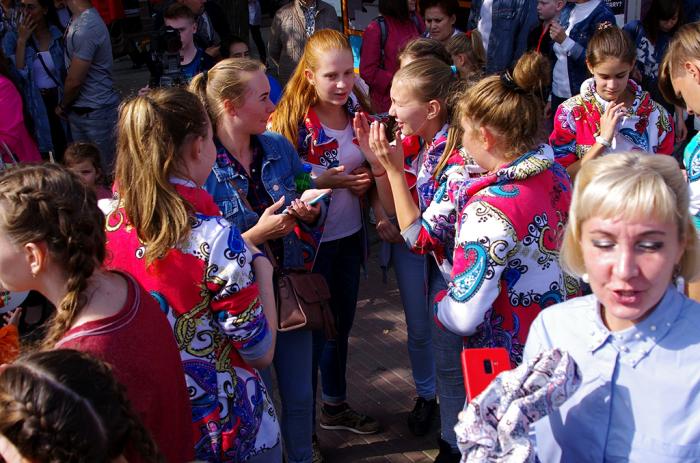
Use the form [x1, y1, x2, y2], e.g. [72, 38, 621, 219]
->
[313, 241, 440, 463]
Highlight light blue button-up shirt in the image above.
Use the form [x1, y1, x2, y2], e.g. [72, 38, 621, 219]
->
[524, 286, 700, 462]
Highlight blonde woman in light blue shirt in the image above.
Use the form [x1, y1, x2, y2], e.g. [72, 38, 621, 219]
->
[524, 152, 700, 462]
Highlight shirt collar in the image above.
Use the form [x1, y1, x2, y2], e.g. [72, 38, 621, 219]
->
[586, 285, 684, 367]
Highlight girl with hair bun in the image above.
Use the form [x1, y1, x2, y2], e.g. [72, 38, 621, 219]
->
[368, 51, 573, 461]
[0, 349, 163, 462]
[550, 23, 675, 178]
[0, 163, 192, 462]
[104, 87, 280, 462]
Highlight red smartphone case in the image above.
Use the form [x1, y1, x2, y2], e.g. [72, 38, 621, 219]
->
[461, 347, 511, 401]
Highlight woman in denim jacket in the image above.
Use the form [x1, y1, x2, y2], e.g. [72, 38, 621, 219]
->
[2, 0, 66, 158]
[193, 58, 328, 463]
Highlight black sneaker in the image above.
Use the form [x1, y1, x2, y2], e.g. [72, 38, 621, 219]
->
[407, 397, 438, 436]
[320, 403, 380, 435]
[434, 438, 461, 463]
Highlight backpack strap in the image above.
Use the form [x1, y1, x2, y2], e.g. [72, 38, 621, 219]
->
[377, 16, 387, 70]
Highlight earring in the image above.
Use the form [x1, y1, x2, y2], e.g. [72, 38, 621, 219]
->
[581, 273, 590, 284]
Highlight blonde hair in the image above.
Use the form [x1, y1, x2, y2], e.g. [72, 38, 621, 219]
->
[393, 57, 464, 179]
[659, 22, 700, 108]
[189, 58, 265, 130]
[269, 29, 371, 146]
[460, 51, 550, 159]
[446, 29, 486, 76]
[114, 87, 209, 265]
[561, 153, 700, 281]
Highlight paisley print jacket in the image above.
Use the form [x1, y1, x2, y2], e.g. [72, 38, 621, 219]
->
[550, 78, 674, 169]
[104, 183, 279, 462]
[434, 145, 574, 366]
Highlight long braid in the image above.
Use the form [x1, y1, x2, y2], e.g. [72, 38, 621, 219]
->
[0, 164, 105, 349]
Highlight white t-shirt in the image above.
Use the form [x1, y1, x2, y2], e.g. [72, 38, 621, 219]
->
[315, 122, 364, 242]
[552, 0, 601, 98]
[478, 0, 494, 53]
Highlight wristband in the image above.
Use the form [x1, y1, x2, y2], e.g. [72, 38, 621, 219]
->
[251, 251, 267, 262]
[372, 168, 387, 178]
[595, 136, 612, 148]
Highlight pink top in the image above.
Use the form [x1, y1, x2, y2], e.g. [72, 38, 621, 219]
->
[360, 15, 424, 112]
[0, 76, 41, 163]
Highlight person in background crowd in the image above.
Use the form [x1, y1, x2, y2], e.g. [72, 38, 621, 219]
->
[165, 3, 214, 80]
[104, 87, 280, 462]
[0, 47, 40, 163]
[267, 0, 340, 85]
[63, 141, 111, 200]
[269, 29, 378, 458]
[193, 57, 329, 463]
[249, 0, 265, 63]
[683, 0, 700, 23]
[220, 34, 283, 104]
[53, 0, 68, 28]
[360, 0, 424, 113]
[528, 0, 564, 54]
[547, 0, 615, 121]
[446, 29, 485, 82]
[468, 0, 538, 74]
[3, 0, 66, 160]
[659, 22, 700, 302]
[624, 0, 685, 141]
[525, 153, 700, 462]
[0, 0, 17, 42]
[58, 0, 119, 174]
[0, 163, 194, 462]
[398, 36, 452, 67]
[176, 0, 230, 56]
[0, 350, 164, 462]
[550, 25, 675, 178]
[421, 0, 460, 46]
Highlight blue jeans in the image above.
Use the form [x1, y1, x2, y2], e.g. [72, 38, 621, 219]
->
[263, 330, 313, 463]
[68, 103, 118, 173]
[428, 260, 465, 452]
[391, 242, 435, 400]
[311, 231, 362, 418]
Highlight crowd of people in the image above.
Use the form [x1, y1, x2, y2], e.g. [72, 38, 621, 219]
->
[1, 0, 700, 462]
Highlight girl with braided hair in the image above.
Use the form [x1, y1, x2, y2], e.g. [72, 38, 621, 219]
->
[0, 349, 161, 462]
[0, 163, 193, 462]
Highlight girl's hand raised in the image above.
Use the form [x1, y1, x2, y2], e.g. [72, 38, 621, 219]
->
[353, 112, 383, 174]
[369, 121, 404, 174]
[599, 101, 626, 145]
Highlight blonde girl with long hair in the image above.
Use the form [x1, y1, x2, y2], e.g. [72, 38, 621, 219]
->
[268, 29, 379, 445]
[190, 57, 329, 463]
[103, 87, 280, 462]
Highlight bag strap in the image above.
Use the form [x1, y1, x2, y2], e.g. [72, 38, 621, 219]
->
[36, 51, 61, 88]
[233, 183, 280, 270]
[377, 16, 387, 70]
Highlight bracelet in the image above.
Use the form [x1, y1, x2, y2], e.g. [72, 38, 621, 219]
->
[372, 168, 387, 178]
[595, 136, 612, 148]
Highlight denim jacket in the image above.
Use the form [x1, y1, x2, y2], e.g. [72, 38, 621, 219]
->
[556, 1, 615, 98]
[468, 0, 538, 74]
[205, 130, 326, 270]
[2, 26, 65, 153]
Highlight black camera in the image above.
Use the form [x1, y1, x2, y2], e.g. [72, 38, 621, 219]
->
[146, 26, 185, 88]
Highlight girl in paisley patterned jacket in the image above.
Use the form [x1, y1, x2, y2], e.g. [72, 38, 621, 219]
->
[103, 87, 281, 463]
[550, 24, 675, 179]
[358, 56, 468, 460]
[369, 51, 573, 461]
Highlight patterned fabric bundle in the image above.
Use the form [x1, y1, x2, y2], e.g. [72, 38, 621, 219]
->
[455, 348, 581, 462]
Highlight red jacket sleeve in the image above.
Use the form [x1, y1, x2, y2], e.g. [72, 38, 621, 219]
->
[359, 20, 394, 98]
